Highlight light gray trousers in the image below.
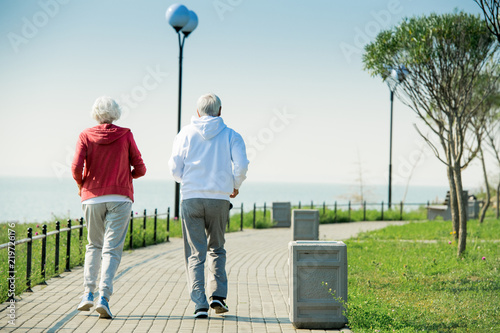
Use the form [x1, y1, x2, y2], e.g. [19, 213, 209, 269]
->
[181, 198, 230, 311]
[82, 201, 131, 301]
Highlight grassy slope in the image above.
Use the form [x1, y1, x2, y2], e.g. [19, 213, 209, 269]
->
[343, 218, 500, 332]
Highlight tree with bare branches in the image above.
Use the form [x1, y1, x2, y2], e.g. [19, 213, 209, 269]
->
[475, 0, 500, 42]
[467, 73, 500, 223]
[484, 109, 500, 218]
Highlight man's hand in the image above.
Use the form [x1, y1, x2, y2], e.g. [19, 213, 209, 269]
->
[230, 188, 239, 198]
[77, 184, 82, 197]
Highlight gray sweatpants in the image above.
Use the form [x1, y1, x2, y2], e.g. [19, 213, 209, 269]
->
[82, 201, 131, 301]
[181, 198, 230, 311]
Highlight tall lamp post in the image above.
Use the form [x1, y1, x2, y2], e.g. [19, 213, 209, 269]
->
[166, 4, 198, 218]
[384, 65, 408, 210]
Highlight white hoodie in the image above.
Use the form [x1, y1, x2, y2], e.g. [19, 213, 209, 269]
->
[168, 116, 249, 201]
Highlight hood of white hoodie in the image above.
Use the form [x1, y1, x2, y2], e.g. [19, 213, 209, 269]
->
[190, 116, 227, 140]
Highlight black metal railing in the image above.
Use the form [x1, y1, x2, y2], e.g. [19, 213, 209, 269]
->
[229, 200, 430, 229]
[1, 208, 173, 299]
[0, 218, 85, 295]
[128, 208, 171, 250]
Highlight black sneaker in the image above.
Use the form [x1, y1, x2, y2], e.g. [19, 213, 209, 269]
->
[209, 296, 229, 314]
[194, 308, 208, 318]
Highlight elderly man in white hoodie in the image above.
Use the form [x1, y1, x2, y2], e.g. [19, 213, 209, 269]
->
[168, 93, 249, 318]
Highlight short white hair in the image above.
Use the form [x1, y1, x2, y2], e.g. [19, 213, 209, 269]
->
[91, 96, 121, 124]
[197, 93, 221, 117]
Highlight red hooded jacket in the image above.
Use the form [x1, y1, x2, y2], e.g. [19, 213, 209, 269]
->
[71, 124, 146, 202]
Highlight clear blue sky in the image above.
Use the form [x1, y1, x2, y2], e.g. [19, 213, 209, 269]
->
[0, 0, 490, 189]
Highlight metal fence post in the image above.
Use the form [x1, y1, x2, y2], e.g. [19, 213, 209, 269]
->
[143, 209, 147, 248]
[41, 225, 47, 283]
[363, 201, 367, 221]
[7, 228, 16, 301]
[66, 219, 71, 272]
[129, 211, 134, 249]
[311, 200, 313, 209]
[323, 201, 326, 216]
[298, 201, 301, 209]
[55, 221, 60, 275]
[253, 203, 256, 229]
[240, 203, 244, 231]
[400, 201, 403, 220]
[167, 207, 170, 242]
[26, 228, 33, 292]
[381, 201, 384, 221]
[334, 201, 337, 222]
[154, 208, 158, 244]
[263, 202, 266, 218]
[79, 217, 84, 265]
[348, 201, 351, 221]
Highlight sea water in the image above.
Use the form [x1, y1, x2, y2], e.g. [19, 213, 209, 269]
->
[0, 176, 450, 223]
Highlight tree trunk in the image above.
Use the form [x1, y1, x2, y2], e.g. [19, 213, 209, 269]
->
[479, 147, 490, 223]
[454, 162, 468, 256]
[447, 165, 459, 239]
[497, 181, 500, 219]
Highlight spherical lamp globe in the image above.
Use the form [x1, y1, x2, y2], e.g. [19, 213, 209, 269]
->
[166, 4, 190, 32]
[181, 10, 198, 36]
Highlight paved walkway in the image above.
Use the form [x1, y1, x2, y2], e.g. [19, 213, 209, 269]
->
[1, 221, 407, 333]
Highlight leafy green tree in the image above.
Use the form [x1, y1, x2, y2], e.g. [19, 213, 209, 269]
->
[363, 12, 499, 256]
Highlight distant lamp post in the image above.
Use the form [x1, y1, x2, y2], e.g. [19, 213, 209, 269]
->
[166, 4, 198, 218]
[383, 64, 408, 210]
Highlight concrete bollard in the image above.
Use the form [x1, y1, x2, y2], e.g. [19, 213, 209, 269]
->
[271, 202, 291, 227]
[288, 241, 348, 329]
[292, 209, 319, 241]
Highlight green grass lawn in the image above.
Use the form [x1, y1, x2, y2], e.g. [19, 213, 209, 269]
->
[319, 205, 427, 223]
[342, 218, 500, 332]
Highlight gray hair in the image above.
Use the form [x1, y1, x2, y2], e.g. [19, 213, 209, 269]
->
[197, 93, 221, 117]
[91, 96, 121, 124]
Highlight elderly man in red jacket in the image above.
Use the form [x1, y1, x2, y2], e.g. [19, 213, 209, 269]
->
[71, 96, 146, 319]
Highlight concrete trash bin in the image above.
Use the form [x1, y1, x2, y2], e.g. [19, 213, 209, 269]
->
[288, 241, 348, 329]
[272, 202, 291, 227]
[292, 209, 319, 240]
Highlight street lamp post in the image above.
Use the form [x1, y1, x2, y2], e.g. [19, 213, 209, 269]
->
[384, 65, 408, 210]
[166, 4, 198, 219]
